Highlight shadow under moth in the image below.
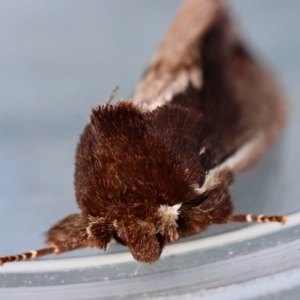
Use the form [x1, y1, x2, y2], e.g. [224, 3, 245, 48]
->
[0, 0, 287, 265]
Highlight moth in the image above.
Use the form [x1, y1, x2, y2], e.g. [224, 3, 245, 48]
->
[0, 0, 287, 265]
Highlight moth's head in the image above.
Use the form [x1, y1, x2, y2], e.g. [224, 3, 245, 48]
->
[77, 101, 205, 263]
[86, 203, 181, 263]
[114, 203, 181, 263]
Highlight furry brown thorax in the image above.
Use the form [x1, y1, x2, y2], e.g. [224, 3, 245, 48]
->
[75, 101, 223, 263]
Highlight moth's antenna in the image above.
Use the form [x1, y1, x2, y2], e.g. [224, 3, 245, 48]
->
[105, 86, 119, 105]
[227, 214, 287, 225]
[0, 247, 56, 266]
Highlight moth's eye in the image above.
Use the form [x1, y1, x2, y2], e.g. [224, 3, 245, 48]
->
[112, 231, 127, 246]
[182, 194, 209, 208]
[155, 232, 165, 255]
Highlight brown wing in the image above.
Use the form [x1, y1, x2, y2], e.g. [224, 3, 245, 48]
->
[133, 0, 224, 108]
[132, 0, 287, 174]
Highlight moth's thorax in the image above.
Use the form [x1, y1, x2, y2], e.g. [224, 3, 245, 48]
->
[75, 102, 207, 217]
[72, 102, 209, 261]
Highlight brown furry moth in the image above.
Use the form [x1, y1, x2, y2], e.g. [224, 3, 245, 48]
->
[0, 0, 287, 265]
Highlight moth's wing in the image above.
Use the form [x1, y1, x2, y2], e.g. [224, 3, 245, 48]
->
[133, 0, 287, 176]
[133, 0, 224, 108]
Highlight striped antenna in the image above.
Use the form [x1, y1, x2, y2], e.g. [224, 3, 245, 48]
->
[0, 247, 56, 266]
[227, 214, 287, 225]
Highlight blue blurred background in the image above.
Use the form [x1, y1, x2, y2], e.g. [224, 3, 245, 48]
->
[0, 0, 299, 255]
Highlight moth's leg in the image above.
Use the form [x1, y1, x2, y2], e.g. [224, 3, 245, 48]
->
[178, 186, 234, 237]
[45, 213, 91, 253]
[0, 213, 91, 265]
[227, 214, 287, 225]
